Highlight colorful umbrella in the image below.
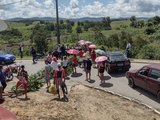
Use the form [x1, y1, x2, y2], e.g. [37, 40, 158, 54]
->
[95, 49, 106, 55]
[0, 107, 17, 120]
[85, 41, 92, 44]
[67, 49, 79, 55]
[79, 42, 86, 45]
[78, 40, 85, 43]
[95, 56, 108, 62]
[89, 44, 96, 49]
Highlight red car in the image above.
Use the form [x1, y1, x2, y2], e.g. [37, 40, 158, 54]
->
[126, 64, 160, 99]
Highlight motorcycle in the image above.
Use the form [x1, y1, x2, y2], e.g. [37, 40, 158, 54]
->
[4, 64, 21, 81]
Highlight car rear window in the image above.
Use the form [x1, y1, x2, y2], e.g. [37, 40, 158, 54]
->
[148, 69, 160, 79]
[110, 54, 127, 61]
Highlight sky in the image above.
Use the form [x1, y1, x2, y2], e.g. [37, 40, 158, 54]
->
[0, 0, 160, 19]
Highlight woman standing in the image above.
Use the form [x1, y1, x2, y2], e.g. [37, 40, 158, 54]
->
[72, 54, 78, 74]
[99, 61, 106, 83]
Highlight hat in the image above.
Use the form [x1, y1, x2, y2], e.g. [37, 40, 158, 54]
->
[57, 63, 61, 67]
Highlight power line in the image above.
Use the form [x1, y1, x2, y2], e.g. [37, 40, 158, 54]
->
[0, 0, 27, 7]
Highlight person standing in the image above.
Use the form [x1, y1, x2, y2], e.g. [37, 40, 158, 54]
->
[0, 65, 7, 100]
[62, 56, 68, 77]
[19, 44, 23, 59]
[53, 63, 67, 99]
[91, 50, 96, 68]
[85, 57, 92, 81]
[99, 61, 106, 83]
[126, 41, 131, 58]
[44, 60, 52, 91]
[30, 47, 37, 64]
[79, 49, 84, 68]
[16, 65, 28, 99]
[72, 55, 78, 74]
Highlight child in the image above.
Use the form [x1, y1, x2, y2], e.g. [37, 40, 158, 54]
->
[99, 61, 105, 83]
[16, 65, 28, 99]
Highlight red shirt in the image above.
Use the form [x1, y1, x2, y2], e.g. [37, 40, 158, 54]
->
[72, 56, 77, 64]
[79, 51, 84, 58]
[91, 51, 96, 60]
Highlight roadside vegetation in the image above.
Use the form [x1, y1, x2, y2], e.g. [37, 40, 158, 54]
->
[0, 16, 160, 59]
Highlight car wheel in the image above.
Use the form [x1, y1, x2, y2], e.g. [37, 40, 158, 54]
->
[6, 73, 13, 81]
[128, 77, 135, 88]
[106, 67, 111, 74]
[157, 91, 160, 101]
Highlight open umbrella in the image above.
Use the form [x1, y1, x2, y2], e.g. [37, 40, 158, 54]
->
[95, 56, 108, 62]
[67, 49, 79, 55]
[0, 107, 17, 120]
[79, 42, 86, 45]
[78, 40, 85, 43]
[95, 49, 106, 55]
[85, 41, 92, 44]
[89, 44, 96, 49]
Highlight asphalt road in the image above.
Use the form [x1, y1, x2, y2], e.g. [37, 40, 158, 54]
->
[7, 60, 160, 111]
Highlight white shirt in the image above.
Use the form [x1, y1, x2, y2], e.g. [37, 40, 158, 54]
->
[51, 61, 58, 70]
[63, 60, 68, 67]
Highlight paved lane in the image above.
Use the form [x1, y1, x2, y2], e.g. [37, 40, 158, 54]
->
[7, 60, 160, 111]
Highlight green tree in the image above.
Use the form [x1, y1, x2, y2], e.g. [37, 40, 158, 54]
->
[102, 17, 111, 30]
[76, 26, 82, 33]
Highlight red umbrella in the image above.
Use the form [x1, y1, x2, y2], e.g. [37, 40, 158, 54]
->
[95, 56, 108, 62]
[67, 49, 79, 55]
[89, 44, 96, 49]
[0, 107, 17, 120]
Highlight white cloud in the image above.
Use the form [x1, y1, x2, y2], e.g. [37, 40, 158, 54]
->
[0, 0, 160, 19]
[61, 0, 80, 18]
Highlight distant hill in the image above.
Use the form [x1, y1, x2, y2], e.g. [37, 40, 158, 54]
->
[6, 17, 149, 22]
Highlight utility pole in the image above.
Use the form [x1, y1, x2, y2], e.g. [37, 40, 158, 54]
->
[55, 0, 60, 44]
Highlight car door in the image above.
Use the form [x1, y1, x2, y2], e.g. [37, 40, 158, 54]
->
[146, 69, 160, 95]
[134, 67, 149, 90]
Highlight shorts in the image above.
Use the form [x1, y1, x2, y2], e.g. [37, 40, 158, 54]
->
[99, 68, 105, 74]
[86, 69, 91, 74]
[63, 66, 67, 69]
[72, 64, 77, 67]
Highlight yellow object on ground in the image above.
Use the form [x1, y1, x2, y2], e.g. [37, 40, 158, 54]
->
[49, 84, 57, 94]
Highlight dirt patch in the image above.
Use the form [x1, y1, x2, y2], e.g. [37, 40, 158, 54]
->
[1, 85, 160, 120]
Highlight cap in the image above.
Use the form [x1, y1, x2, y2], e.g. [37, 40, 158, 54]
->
[57, 63, 61, 67]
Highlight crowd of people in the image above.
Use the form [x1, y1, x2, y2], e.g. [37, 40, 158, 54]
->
[43, 41, 107, 100]
[0, 41, 107, 101]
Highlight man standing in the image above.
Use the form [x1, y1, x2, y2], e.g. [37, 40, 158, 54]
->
[85, 57, 92, 81]
[30, 47, 37, 64]
[19, 44, 23, 59]
[53, 63, 68, 100]
[0, 65, 7, 100]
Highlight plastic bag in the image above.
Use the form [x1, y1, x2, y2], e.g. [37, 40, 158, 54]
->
[49, 84, 57, 94]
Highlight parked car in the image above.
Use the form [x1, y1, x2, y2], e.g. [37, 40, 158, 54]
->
[0, 50, 16, 65]
[126, 64, 160, 99]
[105, 51, 131, 73]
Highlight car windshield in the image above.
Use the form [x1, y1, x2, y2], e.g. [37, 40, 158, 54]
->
[0, 51, 6, 55]
[110, 54, 127, 61]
